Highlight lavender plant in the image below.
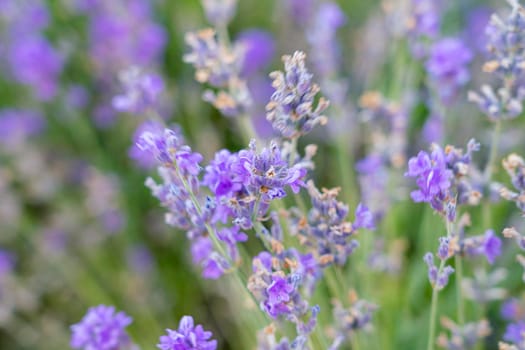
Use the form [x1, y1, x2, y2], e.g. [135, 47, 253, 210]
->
[4, 0, 525, 350]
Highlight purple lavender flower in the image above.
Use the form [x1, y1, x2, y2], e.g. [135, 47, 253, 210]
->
[481, 229, 502, 264]
[504, 321, 525, 346]
[407, 0, 442, 58]
[70, 305, 133, 350]
[284, 0, 315, 26]
[426, 38, 473, 104]
[353, 203, 375, 230]
[129, 120, 167, 169]
[157, 316, 217, 350]
[236, 30, 275, 77]
[113, 67, 164, 114]
[264, 274, 296, 318]
[0, 109, 45, 146]
[423, 253, 454, 290]
[501, 299, 521, 321]
[266, 51, 330, 139]
[238, 140, 306, 202]
[8, 36, 63, 101]
[0, 250, 15, 279]
[405, 146, 453, 211]
[306, 2, 347, 77]
[469, 2, 525, 120]
[138, 128, 203, 175]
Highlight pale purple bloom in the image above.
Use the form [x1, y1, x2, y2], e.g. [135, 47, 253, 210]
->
[8, 36, 63, 101]
[501, 298, 521, 321]
[284, 0, 315, 26]
[70, 305, 133, 350]
[157, 316, 217, 350]
[481, 229, 502, 264]
[426, 38, 473, 104]
[113, 67, 164, 114]
[266, 51, 329, 139]
[0, 250, 15, 278]
[202, 0, 237, 26]
[127, 245, 154, 274]
[0, 109, 45, 146]
[353, 203, 375, 230]
[237, 30, 275, 77]
[408, 0, 441, 58]
[129, 120, 167, 169]
[307, 2, 346, 77]
[504, 321, 525, 346]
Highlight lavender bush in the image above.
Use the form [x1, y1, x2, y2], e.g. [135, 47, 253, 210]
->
[3, 0, 525, 349]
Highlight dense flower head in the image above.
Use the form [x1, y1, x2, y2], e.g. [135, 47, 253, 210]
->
[113, 67, 164, 114]
[266, 51, 330, 139]
[129, 120, 167, 169]
[184, 28, 252, 117]
[426, 38, 473, 104]
[406, 145, 453, 210]
[469, 1, 525, 120]
[157, 315, 217, 350]
[70, 305, 133, 350]
[249, 251, 319, 333]
[238, 140, 306, 202]
[289, 181, 371, 267]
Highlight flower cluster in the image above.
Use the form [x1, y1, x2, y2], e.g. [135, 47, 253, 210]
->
[436, 317, 491, 350]
[0, 2, 63, 101]
[158, 315, 217, 350]
[469, 1, 525, 120]
[266, 51, 330, 139]
[248, 251, 320, 344]
[289, 181, 373, 268]
[406, 139, 480, 220]
[426, 38, 473, 104]
[70, 305, 133, 350]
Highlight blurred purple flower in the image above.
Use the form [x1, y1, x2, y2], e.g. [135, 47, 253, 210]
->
[237, 29, 275, 77]
[0, 109, 45, 146]
[8, 36, 63, 101]
[0, 250, 15, 278]
[426, 38, 473, 104]
[157, 315, 217, 350]
[113, 67, 164, 114]
[70, 305, 133, 350]
[353, 203, 375, 230]
[129, 120, 166, 169]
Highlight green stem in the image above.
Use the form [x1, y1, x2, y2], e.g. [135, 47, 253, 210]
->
[454, 254, 465, 325]
[427, 260, 446, 350]
[484, 120, 502, 182]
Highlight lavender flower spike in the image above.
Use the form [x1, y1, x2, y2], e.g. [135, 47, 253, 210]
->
[157, 315, 217, 350]
[70, 305, 133, 350]
[266, 51, 330, 139]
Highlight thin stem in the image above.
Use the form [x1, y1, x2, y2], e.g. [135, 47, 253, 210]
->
[427, 259, 446, 350]
[454, 254, 465, 325]
[484, 120, 502, 182]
